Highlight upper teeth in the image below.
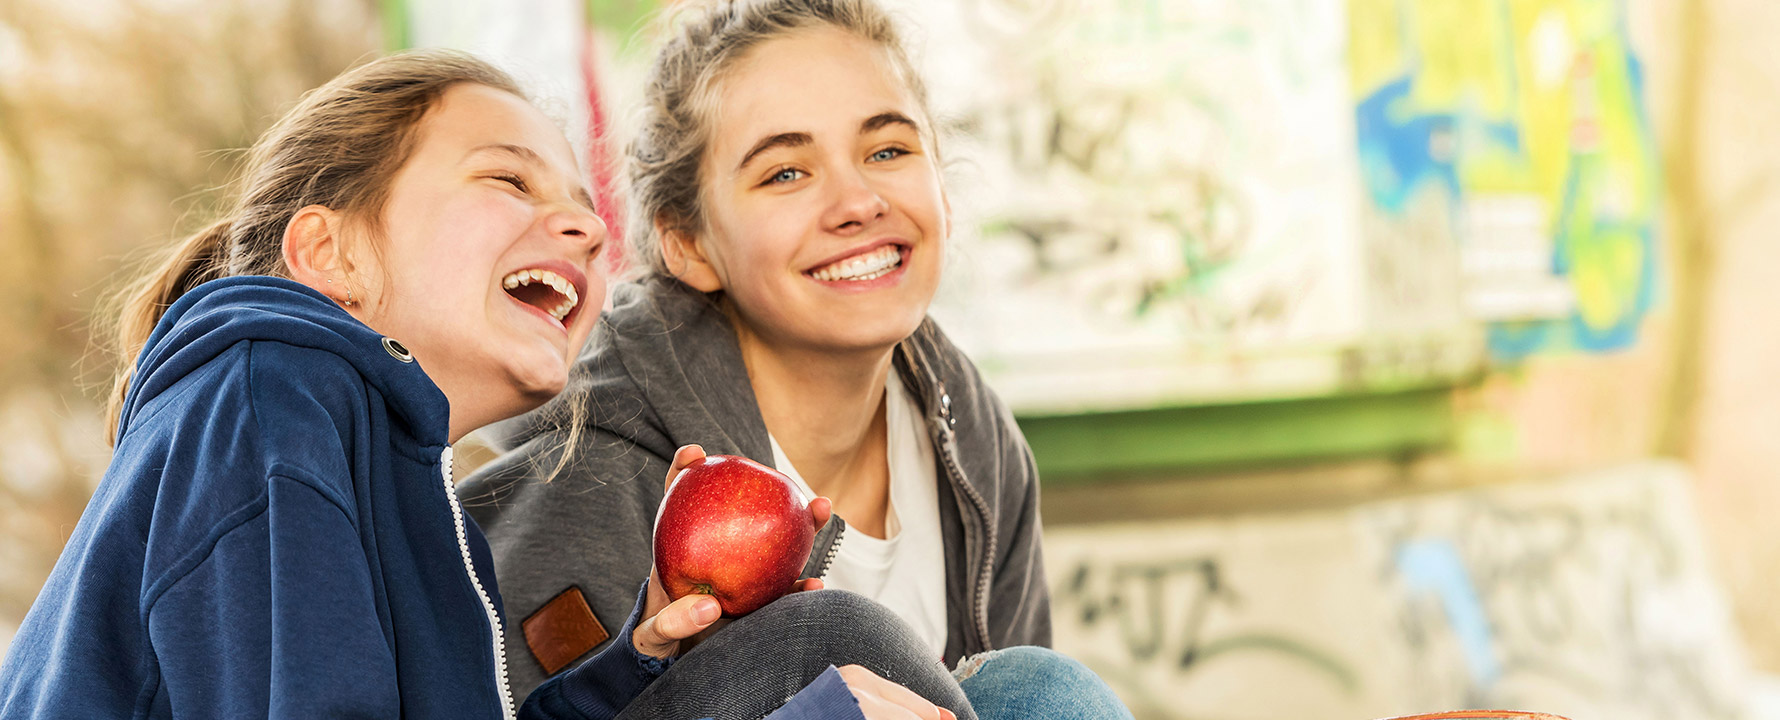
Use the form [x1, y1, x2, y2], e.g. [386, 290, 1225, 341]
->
[501, 268, 579, 322]
[811, 245, 902, 282]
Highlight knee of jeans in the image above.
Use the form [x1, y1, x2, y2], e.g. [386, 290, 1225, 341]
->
[958, 646, 1096, 685]
[765, 589, 898, 630]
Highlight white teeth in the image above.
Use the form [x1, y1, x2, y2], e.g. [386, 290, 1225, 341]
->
[500, 267, 580, 322]
[811, 245, 903, 282]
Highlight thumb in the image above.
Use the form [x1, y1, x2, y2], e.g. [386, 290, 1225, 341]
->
[633, 594, 721, 658]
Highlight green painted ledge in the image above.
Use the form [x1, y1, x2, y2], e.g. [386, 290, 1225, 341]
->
[1016, 386, 1455, 484]
[379, 0, 410, 51]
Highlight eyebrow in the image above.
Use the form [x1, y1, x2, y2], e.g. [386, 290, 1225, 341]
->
[466, 143, 598, 213]
[735, 132, 813, 174]
[861, 111, 920, 135]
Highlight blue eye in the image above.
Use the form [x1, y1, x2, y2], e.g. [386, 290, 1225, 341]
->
[765, 167, 806, 185]
[870, 148, 907, 162]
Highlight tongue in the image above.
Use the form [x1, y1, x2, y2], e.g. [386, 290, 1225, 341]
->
[507, 283, 565, 315]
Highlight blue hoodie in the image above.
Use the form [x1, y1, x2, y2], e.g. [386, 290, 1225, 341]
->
[0, 277, 862, 720]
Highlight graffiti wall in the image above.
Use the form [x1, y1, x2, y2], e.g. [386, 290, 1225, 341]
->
[1349, 0, 1662, 360]
[893, 0, 1660, 410]
[891, 0, 1490, 413]
[1046, 462, 1754, 719]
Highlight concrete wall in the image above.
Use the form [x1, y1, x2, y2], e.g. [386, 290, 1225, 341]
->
[1045, 462, 1756, 719]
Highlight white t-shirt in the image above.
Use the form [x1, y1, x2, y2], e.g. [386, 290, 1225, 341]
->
[769, 371, 949, 656]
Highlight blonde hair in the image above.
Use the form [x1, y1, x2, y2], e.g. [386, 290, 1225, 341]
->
[623, 0, 935, 278]
[105, 49, 526, 441]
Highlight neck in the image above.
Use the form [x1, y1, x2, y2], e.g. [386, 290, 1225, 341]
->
[735, 320, 896, 537]
[443, 381, 485, 446]
[440, 376, 544, 447]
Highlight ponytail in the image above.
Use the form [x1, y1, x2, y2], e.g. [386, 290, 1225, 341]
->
[103, 219, 231, 439]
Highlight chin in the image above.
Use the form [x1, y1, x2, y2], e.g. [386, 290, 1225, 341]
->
[828, 319, 925, 354]
[506, 364, 570, 405]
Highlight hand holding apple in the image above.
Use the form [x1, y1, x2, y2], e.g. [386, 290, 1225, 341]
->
[632, 445, 829, 659]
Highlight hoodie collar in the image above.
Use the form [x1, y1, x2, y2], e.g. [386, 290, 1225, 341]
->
[119, 276, 450, 447]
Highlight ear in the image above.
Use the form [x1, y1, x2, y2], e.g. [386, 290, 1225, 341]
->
[657, 219, 724, 293]
[281, 205, 353, 305]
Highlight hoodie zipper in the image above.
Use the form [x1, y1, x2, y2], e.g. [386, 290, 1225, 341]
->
[441, 446, 517, 720]
[900, 342, 996, 654]
[931, 383, 995, 654]
[820, 523, 845, 578]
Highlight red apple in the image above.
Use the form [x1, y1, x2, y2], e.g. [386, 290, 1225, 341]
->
[653, 454, 815, 617]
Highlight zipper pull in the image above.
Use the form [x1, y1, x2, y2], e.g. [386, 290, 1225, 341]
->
[933, 388, 957, 447]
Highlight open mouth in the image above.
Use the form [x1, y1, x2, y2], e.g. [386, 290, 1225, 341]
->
[807, 244, 905, 283]
[501, 268, 580, 324]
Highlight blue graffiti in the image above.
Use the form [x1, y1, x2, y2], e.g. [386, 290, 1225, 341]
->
[1395, 538, 1501, 689]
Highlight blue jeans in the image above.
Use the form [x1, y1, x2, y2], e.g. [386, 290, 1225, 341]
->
[615, 590, 1130, 720]
[954, 646, 1134, 720]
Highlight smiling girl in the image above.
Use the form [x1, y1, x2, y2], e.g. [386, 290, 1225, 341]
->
[0, 49, 967, 720]
[460, 1, 1124, 716]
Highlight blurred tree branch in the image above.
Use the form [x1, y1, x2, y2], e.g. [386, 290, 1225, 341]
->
[0, 0, 379, 630]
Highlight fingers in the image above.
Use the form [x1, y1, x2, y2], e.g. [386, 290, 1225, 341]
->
[632, 592, 721, 659]
[791, 577, 826, 593]
[836, 665, 951, 720]
[809, 496, 832, 531]
[665, 444, 707, 493]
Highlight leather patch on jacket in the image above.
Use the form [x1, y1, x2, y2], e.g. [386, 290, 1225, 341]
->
[522, 586, 608, 675]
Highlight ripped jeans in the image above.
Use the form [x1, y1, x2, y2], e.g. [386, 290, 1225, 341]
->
[613, 590, 1131, 720]
[952, 645, 1134, 720]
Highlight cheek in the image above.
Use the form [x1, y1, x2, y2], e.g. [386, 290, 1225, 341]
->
[893, 173, 947, 229]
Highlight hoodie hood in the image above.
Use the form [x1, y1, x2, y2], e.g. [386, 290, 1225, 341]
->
[117, 275, 449, 447]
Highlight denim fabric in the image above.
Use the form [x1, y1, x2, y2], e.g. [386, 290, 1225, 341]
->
[614, 590, 974, 720]
[954, 646, 1134, 720]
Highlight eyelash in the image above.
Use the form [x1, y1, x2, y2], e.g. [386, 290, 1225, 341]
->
[491, 173, 530, 193]
[763, 167, 806, 186]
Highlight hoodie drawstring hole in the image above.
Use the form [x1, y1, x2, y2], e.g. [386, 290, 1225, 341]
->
[382, 337, 414, 363]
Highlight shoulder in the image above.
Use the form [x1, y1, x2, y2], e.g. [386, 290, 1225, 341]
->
[240, 341, 368, 495]
[118, 339, 361, 454]
[101, 341, 369, 589]
[601, 277, 722, 338]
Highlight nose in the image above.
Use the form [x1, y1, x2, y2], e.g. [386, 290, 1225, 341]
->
[822, 167, 889, 235]
[547, 200, 610, 255]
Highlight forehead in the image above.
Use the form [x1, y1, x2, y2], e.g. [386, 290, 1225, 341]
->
[414, 83, 579, 173]
[710, 27, 921, 150]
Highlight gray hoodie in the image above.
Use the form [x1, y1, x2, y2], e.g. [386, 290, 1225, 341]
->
[460, 277, 1051, 700]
